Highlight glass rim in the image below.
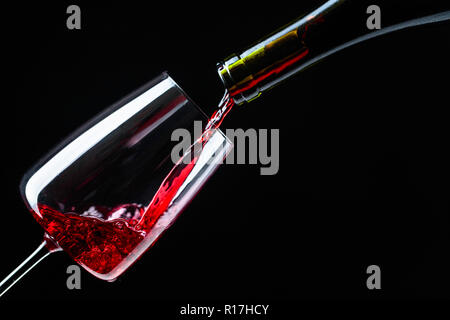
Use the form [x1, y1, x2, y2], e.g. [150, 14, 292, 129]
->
[19, 72, 230, 213]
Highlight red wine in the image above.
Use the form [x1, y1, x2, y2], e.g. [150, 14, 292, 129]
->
[39, 204, 146, 276]
[33, 93, 234, 280]
[205, 92, 235, 132]
[33, 116, 229, 279]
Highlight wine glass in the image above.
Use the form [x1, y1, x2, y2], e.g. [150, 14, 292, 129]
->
[0, 72, 232, 297]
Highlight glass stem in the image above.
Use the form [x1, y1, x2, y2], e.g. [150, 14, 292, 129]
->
[0, 239, 57, 298]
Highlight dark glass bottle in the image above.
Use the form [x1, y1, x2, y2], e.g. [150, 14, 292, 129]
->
[216, 0, 450, 105]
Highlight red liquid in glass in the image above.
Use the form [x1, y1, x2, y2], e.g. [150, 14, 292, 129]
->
[33, 95, 234, 279]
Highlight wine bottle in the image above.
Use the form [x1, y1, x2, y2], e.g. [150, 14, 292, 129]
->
[216, 0, 450, 105]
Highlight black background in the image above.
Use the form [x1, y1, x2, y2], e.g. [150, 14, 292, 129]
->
[1, 0, 450, 311]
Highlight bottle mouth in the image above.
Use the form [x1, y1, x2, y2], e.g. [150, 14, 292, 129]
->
[216, 59, 235, 90]
[216, 55, 260, 105]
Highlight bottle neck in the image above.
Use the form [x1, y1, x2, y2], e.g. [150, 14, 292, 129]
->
[217, 0, 345, 105]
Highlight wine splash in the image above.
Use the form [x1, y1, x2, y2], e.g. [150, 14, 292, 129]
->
[36, 92, 235, 279]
